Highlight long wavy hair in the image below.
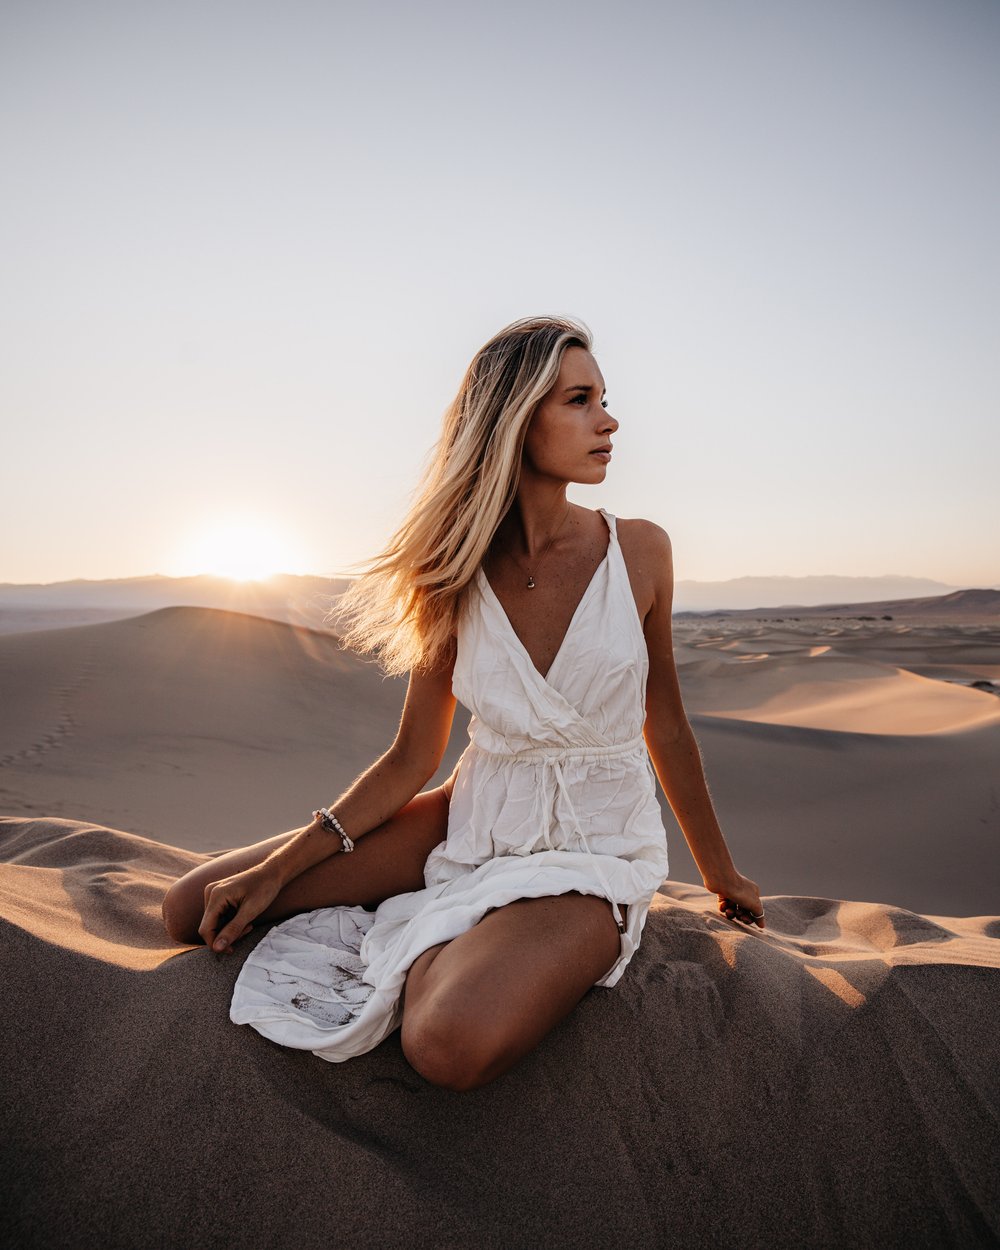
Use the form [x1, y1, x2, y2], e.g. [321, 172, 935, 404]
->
[330, 313, 593, 676]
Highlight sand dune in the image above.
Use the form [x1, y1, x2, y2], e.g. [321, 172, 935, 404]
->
[0, 606, 471, 851]
[685, 651, 1000, 734]
[4, 607, 1000, 1244]
[674, 616, 1000, 734]
[1, 605, 998, 916]
[2, 816, 998, 1248]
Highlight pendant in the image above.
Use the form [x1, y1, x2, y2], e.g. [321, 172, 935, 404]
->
[526, 576, 535, 589]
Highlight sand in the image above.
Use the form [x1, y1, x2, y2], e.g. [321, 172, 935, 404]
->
[1, 605, 997, 914]
[2, 605, 1000, 1244]
[1, 816, 998, 1247]
[0, 607, 473, 852]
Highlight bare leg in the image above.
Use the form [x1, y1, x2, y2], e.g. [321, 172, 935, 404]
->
[161, 785, 451, 944]
[399, 891, 624, 1091]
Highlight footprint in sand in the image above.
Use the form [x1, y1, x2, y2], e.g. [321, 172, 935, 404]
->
[0, 639, 99, 768]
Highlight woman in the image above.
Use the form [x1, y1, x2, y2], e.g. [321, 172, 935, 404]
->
[161, 314, 764, 1090]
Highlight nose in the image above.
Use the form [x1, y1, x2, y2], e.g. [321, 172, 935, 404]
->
[601, 407, 619, 433]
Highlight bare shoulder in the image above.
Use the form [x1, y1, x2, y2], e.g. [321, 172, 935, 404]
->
[616, 516, 672, 562]
[613, 516, 673, 620]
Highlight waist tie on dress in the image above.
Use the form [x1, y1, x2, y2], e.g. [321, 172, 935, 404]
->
[548, 758, 626, 934]
[472, 735, 647, 935]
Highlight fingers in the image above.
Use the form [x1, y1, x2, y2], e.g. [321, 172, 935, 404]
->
[213, 917, 254, 954]
[719, 896, 766, 929]
[198, 883, 231, 950]
[202, 904, 253, 953]
[199, 881, 255, 953]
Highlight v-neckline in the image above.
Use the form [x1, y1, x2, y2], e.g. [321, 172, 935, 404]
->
[477, 509, 613, 685]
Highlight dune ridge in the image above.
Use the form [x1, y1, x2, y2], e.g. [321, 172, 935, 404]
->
[2, 816, 999, 1248]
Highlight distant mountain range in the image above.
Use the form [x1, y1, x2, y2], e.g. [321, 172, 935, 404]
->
[671, 574, 989, 612]
[0, 573, 351, 635]
[0, 571, 998, 635]
[676, 586, 1000, 620]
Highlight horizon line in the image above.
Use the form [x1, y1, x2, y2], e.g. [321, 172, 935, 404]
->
[2, 571, 999, 592]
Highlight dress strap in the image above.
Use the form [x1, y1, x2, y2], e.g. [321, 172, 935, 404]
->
[597, 508, 645, 643]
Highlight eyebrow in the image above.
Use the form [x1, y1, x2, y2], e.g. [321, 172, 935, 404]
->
[563, 384, 607, 394]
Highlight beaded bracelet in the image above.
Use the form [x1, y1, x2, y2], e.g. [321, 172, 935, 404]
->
[312, 807, 355, 853]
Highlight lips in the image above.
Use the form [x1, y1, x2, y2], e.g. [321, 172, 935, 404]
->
[590, 445, 612, 461]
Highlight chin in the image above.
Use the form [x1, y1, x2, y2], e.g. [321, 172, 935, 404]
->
[542, 460, 608, 485]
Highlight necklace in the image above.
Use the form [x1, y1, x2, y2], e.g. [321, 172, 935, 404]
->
[520, 503, 572, 590]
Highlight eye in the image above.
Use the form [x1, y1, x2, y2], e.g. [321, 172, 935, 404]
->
[570, 394, 610, 407]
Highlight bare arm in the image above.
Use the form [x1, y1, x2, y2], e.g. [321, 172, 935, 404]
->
[198, 643, 457, 951]
[262, 642, 458, 888]
[637, 523, 765, 927]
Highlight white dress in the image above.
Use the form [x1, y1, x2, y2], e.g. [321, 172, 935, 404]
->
[230, 508, 669, 1061]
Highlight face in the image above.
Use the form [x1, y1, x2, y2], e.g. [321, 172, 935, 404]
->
[522, 346, 619, 484]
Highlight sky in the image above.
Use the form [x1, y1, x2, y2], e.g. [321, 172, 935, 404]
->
[2, 0, 998, 588]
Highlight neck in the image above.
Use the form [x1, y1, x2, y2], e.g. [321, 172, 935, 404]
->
[505, 476, 573, 560]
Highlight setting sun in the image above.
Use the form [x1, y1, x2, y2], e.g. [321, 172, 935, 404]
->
[176, 516, 303, 581]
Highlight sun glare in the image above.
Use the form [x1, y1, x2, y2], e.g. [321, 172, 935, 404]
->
[178, 517, 302, 582]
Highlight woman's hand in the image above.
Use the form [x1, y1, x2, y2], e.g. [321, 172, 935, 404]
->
[706, 870, 765, 929]
[199, 862, 284, 954]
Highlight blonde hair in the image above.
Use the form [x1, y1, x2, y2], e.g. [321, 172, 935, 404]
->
[330, 313, 594, 675]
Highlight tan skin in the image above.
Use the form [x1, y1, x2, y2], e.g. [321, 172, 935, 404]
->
[161, 345, 763, 1091]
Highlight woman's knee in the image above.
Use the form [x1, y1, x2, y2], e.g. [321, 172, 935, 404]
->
[160, 829, 299, 945]
[161, 873, 208, 945]
[400, 1002, 508, 1092]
